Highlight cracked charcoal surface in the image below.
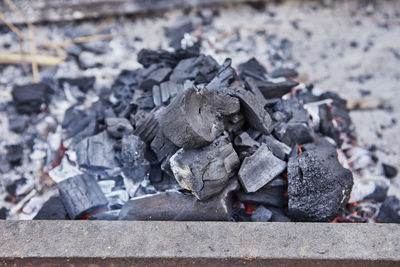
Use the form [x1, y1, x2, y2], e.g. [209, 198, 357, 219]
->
[288, 146, 353, 222]
[170, 134, 239, 200]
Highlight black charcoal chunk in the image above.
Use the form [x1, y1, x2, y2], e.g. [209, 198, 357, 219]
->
[251, 206, 273, 222]
[205, 58, 236, 92]
[234, 132, 259, 151]
[382, 163, 398, 178]
[110, 70, 141, 116]
[8, 114, 29, 133]
[238, 57, 267, 81]
[132, 108, 159, 143]
[105, 117, 133, 138]
[33, 196, 69, 220]
[268, 207, 291, 222]
[224, 113, 245, 134]
[273, 122, 314, 147]
[0, 207, 8, 219]
[287, 146, 353, 222]
[377, 196, 400, 223]
[364, 183, 388, 202]
[12, 82, 52, 114]
[160, 87, 239, 149]
[119, 179, 239, 221]
[118, 135, 150, 197]
[158, 81, 184, 105]
[137, 49, 199, 68]
[243, 77, 268, 105]
[319, 92, 352, 132]
[226, 87, 273, 134]
[76, 131, 118, 170]
[6, 144, 23, 165]
[273, 99, 308, 123]
[319, 104, 341, 145]
[259, 135, 291, 161]
[272, 111, 290, 122]
[57, 174, 108, 219]
[238, 144, 287, 193]
[169, 55, 219, 84]
[140, 65, 172, 90]
[170, 134, 239, 200]
[152, 85, 162, 106]
[236, 177, 288, 208]
[270, 68, 298, 79]
[165, 17, 194, 50]
[256, 80, 299, 99]
[58, 76, 95, 93]
[133, 90, 155, 110]
[150, 130, 179, 162]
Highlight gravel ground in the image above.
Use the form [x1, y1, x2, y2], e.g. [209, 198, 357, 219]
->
[0, 0, 399, 218]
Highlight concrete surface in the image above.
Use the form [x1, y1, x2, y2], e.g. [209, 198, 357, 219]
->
[0, 221, 399, 264]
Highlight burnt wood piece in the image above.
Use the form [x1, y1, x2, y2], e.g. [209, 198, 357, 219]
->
[251, 206, 273, 222]
[132, 108, 160, 143]
[139, 65, 172, 91]
[233, 131, 259, 159]
[273, 99, 309, 123]
[119, 179, 239, 221]
[150, 130, 179, 162]
[270, 68, 299, 79]
[169, 55, 220, 84]
[377, 196, 400, 223]
[1, 0, 261, 24]
[57, 173, 108, 219]
[105, 117, 133, 139]
[226, 87, 273, 134]
[238, 57, 267, 81]
[58, 76, 95, 93]
[238, 144, 287, 193]
[319, 104, 341, 145]
[259, 135, 292, 161]
[236, 177, 288, 208]
[5, 144, 23, 165]
[234, 132, 259, 150]
[137, 49, 199, 68]
[160, 87, 239, 149]
[152, 81, 184, 106]
[33, 196, 69, 220]
[287, 146, 353, 222]
[205, 58, 236, 92]
[170, 134, 239, 200]
[273, 122, 314, 147]
[117, 135, 150, 197]
[76, 131, 119, 170]
[12, 83, 52, 114]
[382, 163, 398, 179]
[256, 80, 299, 99]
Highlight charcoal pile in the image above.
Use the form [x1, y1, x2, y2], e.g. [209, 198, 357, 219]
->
[2, 35, 400, 222]
[2, 45, 370, 222]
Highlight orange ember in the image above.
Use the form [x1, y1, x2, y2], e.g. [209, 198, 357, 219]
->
[244, 203, 258, 215]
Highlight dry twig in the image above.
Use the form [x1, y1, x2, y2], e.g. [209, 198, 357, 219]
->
[0, 53, 65, 66]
